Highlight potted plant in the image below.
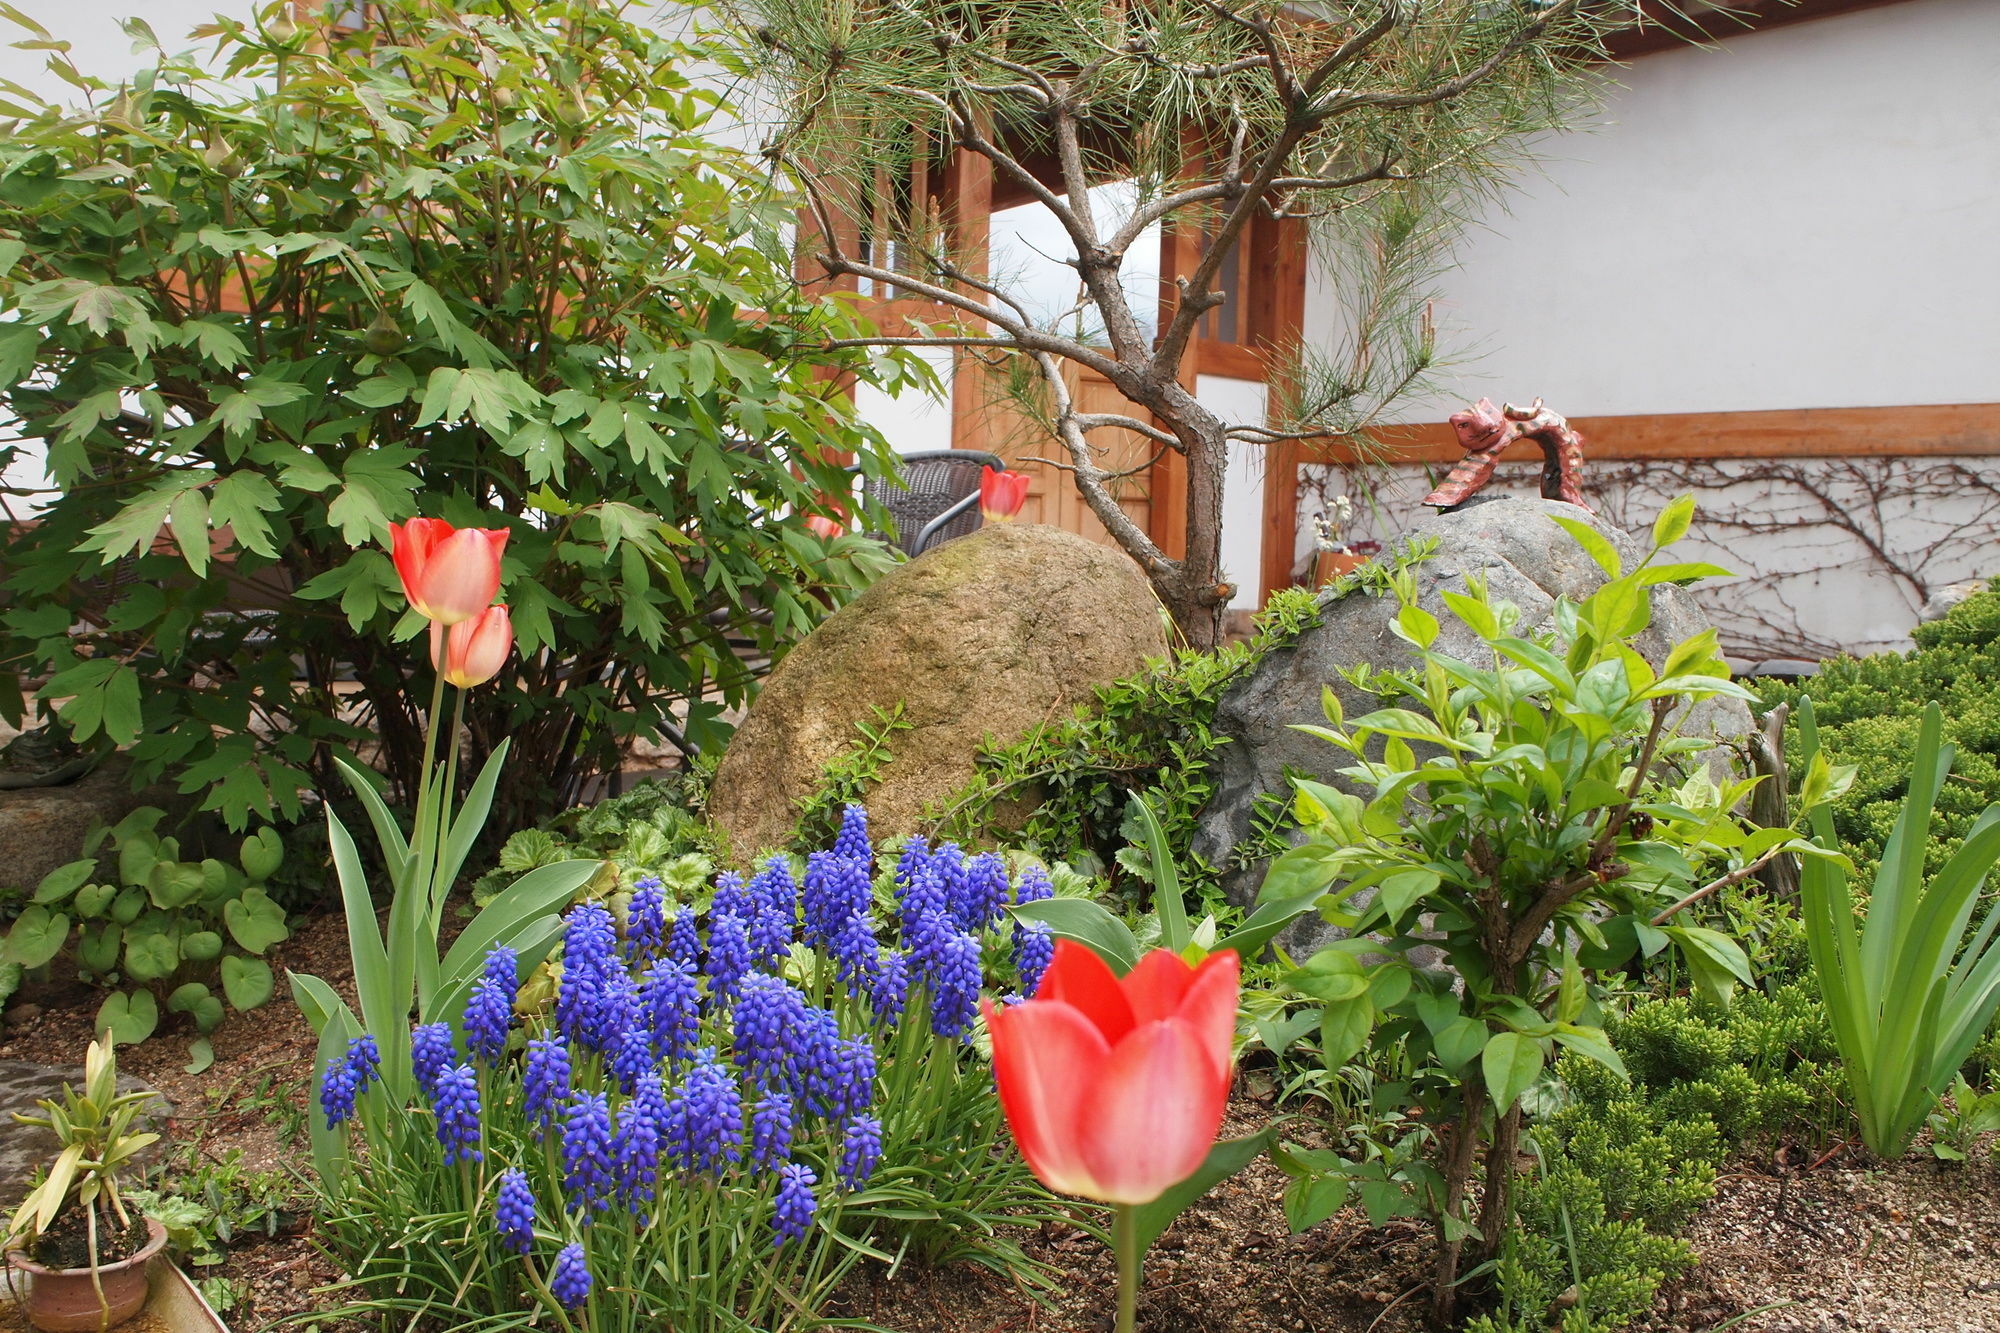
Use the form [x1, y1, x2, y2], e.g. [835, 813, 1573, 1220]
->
[1308, 495, 1380, 584]
[5, 1035, 168, 1332]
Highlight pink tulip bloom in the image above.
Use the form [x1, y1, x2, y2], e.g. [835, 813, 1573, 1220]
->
[429, 605, 513, 688]
[389, 517, 508, 625]
[979, 467, 1032, 524]
[984, 941, 1238, 1206]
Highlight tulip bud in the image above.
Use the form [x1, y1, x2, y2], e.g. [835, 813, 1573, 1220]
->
[430, 606, 513, 688]
[979, 467, 1031, 524]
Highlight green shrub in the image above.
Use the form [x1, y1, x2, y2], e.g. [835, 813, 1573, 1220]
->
[1469, 1075, 1721, 1333]
[1, 806, 287, 1060]
[0, 0, 915, 838]
[1761, 586, 2000, 879]
[470, 772, 717, 906]
[929, 563, 1397, 903]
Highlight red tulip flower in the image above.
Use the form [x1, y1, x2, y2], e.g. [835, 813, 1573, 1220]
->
[388, 517, 509, 625]
[979, 467, 1031, 524]
[985, 941, 1239, 1206]
[805, 513, 844, 540]
[429, 605, 513, 688]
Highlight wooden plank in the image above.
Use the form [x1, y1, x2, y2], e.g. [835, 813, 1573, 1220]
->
[1306, 403, 2000, 465]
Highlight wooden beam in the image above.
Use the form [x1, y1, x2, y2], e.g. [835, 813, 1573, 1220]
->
[1307, 403, 2000, 465]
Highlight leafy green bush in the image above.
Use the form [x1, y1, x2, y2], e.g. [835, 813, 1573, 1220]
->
[471, 772, 717, 906]
[1760, 586, 2000, 879]
[1469, 1072, 1721, 1333]
[1473, 984, 1839, 1333]
[0, 0, 915, 837]
[1257, 500, 1816, 1319]
[931, 569, 1392, 904]
[2, 806, 287, 1060]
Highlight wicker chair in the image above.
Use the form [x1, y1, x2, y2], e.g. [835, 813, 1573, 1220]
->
[856, 449, 1005, 556]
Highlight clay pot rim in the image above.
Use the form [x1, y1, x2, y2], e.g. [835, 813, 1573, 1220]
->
[4, 1216, 167, 1279]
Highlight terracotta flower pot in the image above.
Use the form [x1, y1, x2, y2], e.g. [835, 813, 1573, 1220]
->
[1313, 549, 1369, 585]
[6, 1218, 167, 1333]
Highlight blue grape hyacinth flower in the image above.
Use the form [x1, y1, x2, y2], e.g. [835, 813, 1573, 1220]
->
[838, 1114, 883, 1190]
[869, 948, 909, 1027]
[495, 1167, 535, 1254]
[550, 1242, 591, 1309]
[773, 1162, 818, 1248]
[833, 803, 871, 864]
[625, 875, 666, 962]
[523, 1036, 571, 1135]
[463, 946, 518, 1064]
[665, 1048, 743, 1175]
[561, 1091, 616, 1214]
[748, 1091, 794, 1171]
[639, 957, 701, 1066]
[412, 1022, 455, 1099]
[430, 1062, 483, 1165]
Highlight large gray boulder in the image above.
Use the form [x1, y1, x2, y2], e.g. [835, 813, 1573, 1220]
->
[1194, 496, 1754, 909]
[709, 523, 1169, 858]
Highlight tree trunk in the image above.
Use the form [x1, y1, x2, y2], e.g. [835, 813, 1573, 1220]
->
[1429, 1082, 1485, 1326]
[1476, 1101, 1524, 1258]
[1144, 393, 1232, 651]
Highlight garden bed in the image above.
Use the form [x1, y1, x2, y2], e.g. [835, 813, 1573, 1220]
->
[2, 908, 1993, 1333]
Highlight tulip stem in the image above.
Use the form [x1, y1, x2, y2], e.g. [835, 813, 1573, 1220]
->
[1113, 1203, 1141, 1333]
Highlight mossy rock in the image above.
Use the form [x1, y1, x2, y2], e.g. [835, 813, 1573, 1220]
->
[707, 524, 1169, 859]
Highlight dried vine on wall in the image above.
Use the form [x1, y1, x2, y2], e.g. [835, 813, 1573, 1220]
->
[1295, 456, 2000, 662]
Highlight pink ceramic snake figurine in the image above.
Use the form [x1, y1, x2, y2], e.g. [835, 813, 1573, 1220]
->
[1421, 397, 1590, 512]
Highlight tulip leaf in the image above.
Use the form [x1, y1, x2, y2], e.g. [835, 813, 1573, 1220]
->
[1008, 898, 1139, 975]
[1213, 892, 1319, 961]
[1131, 1127, 1280, 1256]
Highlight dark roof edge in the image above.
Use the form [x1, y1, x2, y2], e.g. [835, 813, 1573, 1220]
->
[1606, 0, 1923, 59]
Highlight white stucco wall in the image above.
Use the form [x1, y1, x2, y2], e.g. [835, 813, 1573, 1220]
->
[1293, 0, 2000, 657]
[1383, 0, 1999, 420]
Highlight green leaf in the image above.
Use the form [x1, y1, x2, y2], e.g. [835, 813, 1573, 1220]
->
[42, 658, 143, 746]
[184, 1038, 215, 1075]
[220, 955, 275, 1011]
[1481, 1030, 1546, 1114]
[1650, 494, 1695, 549]
[239, 827, 283, 883]
[1552, 1023, 1628, 1079]
[123, 931, 178, 982]
[96, 990, 159, 1046]
[1319, 995, 1374, 1070]
[179, 930, 223, 963]
[167, 982, 224, 1034]
[1374, 868, 1439, 930]
[76, 924, 120, 975]
[5, 906, 70, 968]
[1130, 1128, 1278, 1255]
[1549, 514, 1622, 580]
[73, 884, 117, 919]
[1434, 1016, 1488, 1073]
[1284, 1173, 1350, 1234]
[1285, 949, 1366, 1003]
[1213, 892, 1320, 961]
[1010, 898, 1140, 975]
[222, 887, 289, 954]
[32, 860, 94, 905]
[147, 861, 206, 909]
[1125, 791, 1189, 954]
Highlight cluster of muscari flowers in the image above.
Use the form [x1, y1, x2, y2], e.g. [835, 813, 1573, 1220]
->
[317, 804, 1056, 1305]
